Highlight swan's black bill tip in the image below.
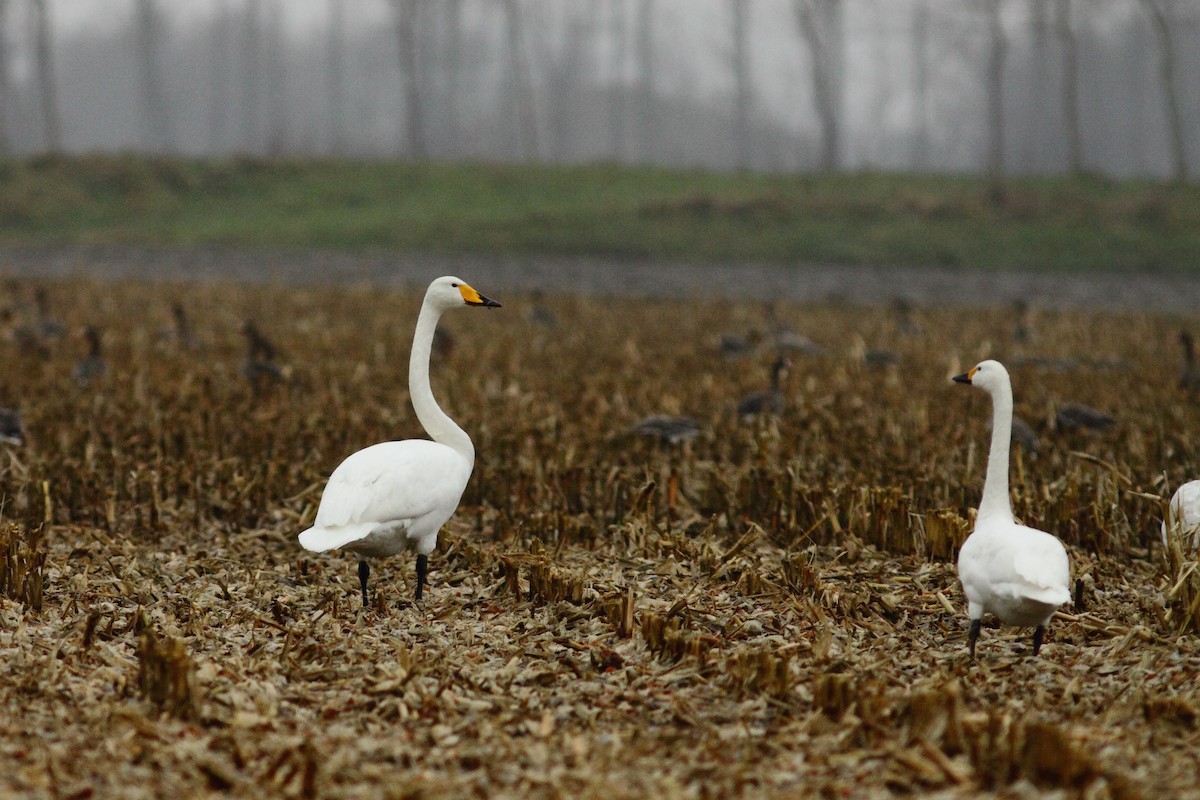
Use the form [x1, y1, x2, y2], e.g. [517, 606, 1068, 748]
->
[952, 372, 972, 384]
[470, 295, 501, 309]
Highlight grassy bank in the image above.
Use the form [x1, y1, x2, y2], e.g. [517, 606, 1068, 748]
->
[2, 155, 1198, 271]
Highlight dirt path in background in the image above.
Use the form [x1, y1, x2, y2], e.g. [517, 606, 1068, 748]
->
[2, 244, 1197, 312]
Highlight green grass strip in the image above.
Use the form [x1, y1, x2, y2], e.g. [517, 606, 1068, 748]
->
[1, 155, 1197, 272]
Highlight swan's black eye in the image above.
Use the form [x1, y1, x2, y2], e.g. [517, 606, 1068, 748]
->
[451, 282, 459, 288]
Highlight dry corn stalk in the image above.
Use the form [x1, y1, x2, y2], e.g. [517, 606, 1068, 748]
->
[922, 509, 970, 562]
[640, 610, 717, 664]
[137, 616, 197, 720]
[725, 647, 791, 697]
[0, 523, 45, 610]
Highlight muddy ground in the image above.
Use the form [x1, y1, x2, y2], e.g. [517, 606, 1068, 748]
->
[3, 244, 1199, 310]
[0, 253, 1199, 799]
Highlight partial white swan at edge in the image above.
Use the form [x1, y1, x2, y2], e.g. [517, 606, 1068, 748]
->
[1162, 480, 1200, 552]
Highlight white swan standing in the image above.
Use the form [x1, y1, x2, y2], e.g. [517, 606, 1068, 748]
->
[1162, 480, 1200, 551]
[299, 276, 500, 605]
[953, 360, 1071, 657]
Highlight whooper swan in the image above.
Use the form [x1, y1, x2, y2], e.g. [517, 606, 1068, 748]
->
[953, 360, 1071, 657]
[299, 276, 500, 605]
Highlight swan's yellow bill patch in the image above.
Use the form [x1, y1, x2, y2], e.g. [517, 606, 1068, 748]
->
[458, 284, 485, 305]
[967, 366, 979, 380]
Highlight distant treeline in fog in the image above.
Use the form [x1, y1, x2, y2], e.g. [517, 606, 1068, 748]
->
[0, 0, 1196, 180]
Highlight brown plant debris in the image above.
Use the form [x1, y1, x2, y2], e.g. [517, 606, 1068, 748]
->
[0, 277, 1199, 798]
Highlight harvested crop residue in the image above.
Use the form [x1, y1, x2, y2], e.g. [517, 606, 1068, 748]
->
[1, 277, 1198, 798]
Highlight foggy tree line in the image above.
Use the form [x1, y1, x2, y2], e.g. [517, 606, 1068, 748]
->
[0, 0, 1196, 181]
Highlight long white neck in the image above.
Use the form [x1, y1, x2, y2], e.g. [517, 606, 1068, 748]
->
[410, 299, 474, 463]
[979, 376, 1015, 522]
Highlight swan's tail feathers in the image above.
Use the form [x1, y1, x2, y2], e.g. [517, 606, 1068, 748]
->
[298, 523, 377, 553]
[1023, 583, 1072, 607]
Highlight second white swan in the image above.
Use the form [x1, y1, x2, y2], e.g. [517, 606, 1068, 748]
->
[953, 360, 1071, 657]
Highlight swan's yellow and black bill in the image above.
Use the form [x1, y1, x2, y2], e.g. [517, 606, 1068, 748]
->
[458, 283, 502, 308]
[953, 367, 978, 384]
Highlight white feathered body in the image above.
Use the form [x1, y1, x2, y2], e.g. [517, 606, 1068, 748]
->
[958, 517, 1071, 627]
[1162, 480, 1200, 550]
[298, 439, 473, 558]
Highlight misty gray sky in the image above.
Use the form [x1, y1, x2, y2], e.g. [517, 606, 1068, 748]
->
[1, 0, 1196, 179]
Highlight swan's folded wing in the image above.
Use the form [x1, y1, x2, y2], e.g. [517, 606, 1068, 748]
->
[1013, 528, 1071, 604]
[312, 440, 471, 529]
[312, 470, 377, 528]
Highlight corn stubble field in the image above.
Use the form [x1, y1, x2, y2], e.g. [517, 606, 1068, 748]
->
[2, 275, 1200, 799]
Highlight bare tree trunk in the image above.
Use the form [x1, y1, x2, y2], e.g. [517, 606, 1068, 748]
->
[634, 0, 657, 164]
[500, 0, 539, 162]
[546, 7, 576, 160]
[33, 0, 61, 153]
[135, 0, 172, 152]
[911, 0, 930, 169]
[390, 0, 426, 159]
[209, 0, 233, 153]
[327, 0, 345, 153]
[731, 0, 752, 169]
[1027, 0, 1050, 168]
[1139, 0, 1188, 182]
[793, 0, 844, 172]
[440, 0, 464, 155]
[1054, 0, 1082, 174]
[264, 0, 286, 155]
[548, 6, 592, 161]
[607, 0, 627, 160]
[0, 0, 10, 153]
[243, 0, 263, 154]
[983, 0, 1007, 196]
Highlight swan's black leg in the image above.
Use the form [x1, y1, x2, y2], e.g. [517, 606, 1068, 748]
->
[415, 553, 428, 601]
[358, 559, 370, 607]
[968, 618, 981, 658]
[1033, 625, 1046, 656]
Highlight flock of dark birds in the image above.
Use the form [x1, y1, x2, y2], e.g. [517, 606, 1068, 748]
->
[627, 297, 1137, 450]
[0, 280, 532, 452]
[0, 284, 294, 448]
[3, 285, 1187, 455]
[3, 286, 1191, 456]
